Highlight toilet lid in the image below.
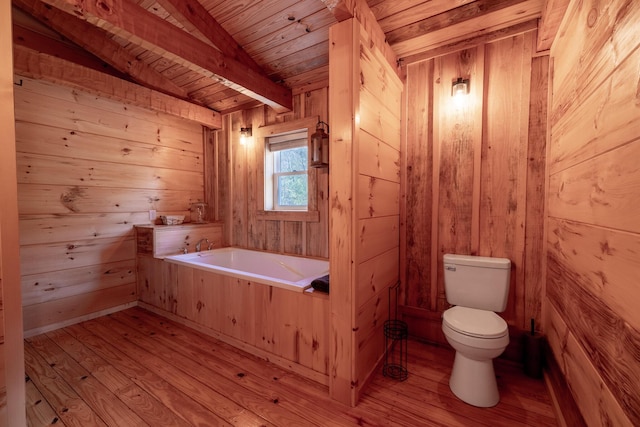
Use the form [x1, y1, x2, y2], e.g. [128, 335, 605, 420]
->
[443, 306, 508, 338]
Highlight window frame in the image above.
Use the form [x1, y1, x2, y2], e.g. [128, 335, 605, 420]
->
[254, 117, 321, 222]
[269, 137, 309, 211]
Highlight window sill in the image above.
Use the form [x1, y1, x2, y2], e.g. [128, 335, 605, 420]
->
[257, 210, 320, 222]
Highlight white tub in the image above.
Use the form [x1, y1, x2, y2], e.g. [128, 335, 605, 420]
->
[164, 247, 329, 292]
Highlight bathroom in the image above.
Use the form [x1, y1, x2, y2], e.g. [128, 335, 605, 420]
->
[1, 0, 639, 425]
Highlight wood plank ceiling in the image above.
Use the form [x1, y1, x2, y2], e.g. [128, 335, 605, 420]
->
[12, 0, 546, 116]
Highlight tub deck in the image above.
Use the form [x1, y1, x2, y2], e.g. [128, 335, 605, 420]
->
[164, 247, 329, 292]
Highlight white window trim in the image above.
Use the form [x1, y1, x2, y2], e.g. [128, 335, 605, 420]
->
[265, 130, 309, 212]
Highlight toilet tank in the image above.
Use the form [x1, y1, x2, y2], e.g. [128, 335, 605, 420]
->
[443, 254, 511, 312]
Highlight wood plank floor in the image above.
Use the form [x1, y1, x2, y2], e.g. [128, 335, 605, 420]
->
[25, 307, 558, 426]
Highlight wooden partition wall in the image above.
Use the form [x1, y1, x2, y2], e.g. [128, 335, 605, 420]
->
[14, 77, 206, 334]
[0, 2, 26, 422]
[545, 0, 640, 424]
[401, 29, 548, 356]
[329, 18, 403, 406]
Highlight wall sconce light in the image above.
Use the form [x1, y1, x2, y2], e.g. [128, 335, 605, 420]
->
[240, 127, 252, 145]
[452, 77, 470, 97]
[310, 120, 329, 168]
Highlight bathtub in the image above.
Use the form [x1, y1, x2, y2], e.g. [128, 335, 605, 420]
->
[164, 247, 329, 292]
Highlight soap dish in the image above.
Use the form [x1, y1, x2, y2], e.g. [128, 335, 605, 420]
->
[160, 215, 184, 225]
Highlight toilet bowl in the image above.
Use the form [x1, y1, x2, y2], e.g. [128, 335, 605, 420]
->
[442, 306, 509, 407]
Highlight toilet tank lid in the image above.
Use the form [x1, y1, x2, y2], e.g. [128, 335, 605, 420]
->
[443, 254, 511, 269]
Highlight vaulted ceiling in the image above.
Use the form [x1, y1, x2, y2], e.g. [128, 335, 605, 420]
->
[12, 0, 558, 117]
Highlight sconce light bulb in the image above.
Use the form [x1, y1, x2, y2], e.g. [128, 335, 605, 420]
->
[240, 127, 252, 146]
[452, 77, 469, 97]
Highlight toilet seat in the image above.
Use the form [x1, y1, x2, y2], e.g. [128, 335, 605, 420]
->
[443, 306, 508, 339]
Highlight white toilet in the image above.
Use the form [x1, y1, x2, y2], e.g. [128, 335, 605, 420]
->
[442, 253, 511, 407]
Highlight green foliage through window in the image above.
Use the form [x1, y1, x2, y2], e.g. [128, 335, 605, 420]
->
[266, 131, 308, 211]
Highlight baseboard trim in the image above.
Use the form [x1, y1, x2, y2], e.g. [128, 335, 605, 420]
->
[544, 344, 587, 427]
[23, 301, 138, 338]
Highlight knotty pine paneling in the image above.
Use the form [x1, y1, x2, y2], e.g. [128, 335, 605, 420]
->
[22, 260, 135, 306]
[356, 247, 399, 311]
[548, 136, 640, 233]
[547, 0, 640, 424]
[15, 76, 206, 333]
[550, 46, 640, 176]
[328, 19, 359, 407]
[1, 1, 26, 420]
[329, 18, 402, 406]
[402, 29, 547, 348]
[357, 174, 400, 219]
[524, 55, 548, 334]
[16, 153, 203, 191]
[479, 33, 532, 324]
[15, 79, 203, 151]
[545, 303, 628, 426]
[15, 122, 203, 171]
[18, 185, 203, 215]
[359, 130, 401, 183]
[138, 258, 329, 382]
[19, 213, 148, 245]
[404, 59, 433, 310]
[433, 48, 479, 312]
[354, 23, 402, 404]
[220, 87, 329, 258]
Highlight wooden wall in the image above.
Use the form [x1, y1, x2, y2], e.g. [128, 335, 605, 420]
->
[217, 87, 329, 258]
[0, 2, 26, 422]
[14, 76, 206, 334]
[329, 18, 403, 406]
[401, 29, 548, 354]
[545, 0, 640, 425]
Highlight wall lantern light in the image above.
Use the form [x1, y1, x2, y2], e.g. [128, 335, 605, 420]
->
[452, 77, 470, 97]
[240, 127, 252, 145]
[310, 120, 329, 168]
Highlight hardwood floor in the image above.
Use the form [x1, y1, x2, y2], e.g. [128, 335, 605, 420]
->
[25, 307, 557, 426]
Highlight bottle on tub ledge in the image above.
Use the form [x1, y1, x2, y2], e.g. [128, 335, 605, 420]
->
[190, 202, 208, 224]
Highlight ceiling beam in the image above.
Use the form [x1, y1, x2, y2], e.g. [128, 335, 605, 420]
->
[12, 21, 129, 80]
[13, 44, 222, 129]
[39, 0, 292, 112]
[13, 0, 190, 101]
[389, 0, 543, 57]
[401, 19, 539, 65]
[386, 0, 539, 45]
[537, 0, 571, 51]
[320, 0, 399, 74]
[154, 0, 265, 76]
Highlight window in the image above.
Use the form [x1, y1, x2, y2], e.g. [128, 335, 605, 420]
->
[265, 130, 308, 211]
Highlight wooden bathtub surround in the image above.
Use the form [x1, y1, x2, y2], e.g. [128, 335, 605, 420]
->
[136, 257, 330, 385]
[134, 222, 328, 383]
[329, 18, 403, 406]
[134, 223, 223, 259]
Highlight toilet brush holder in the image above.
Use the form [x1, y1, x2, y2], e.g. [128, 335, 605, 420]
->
[523, 319, 544, 379]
